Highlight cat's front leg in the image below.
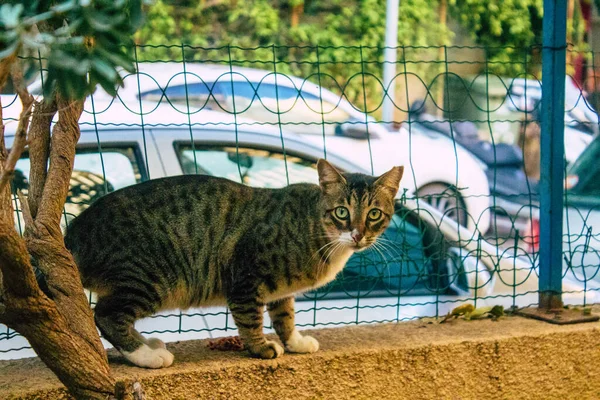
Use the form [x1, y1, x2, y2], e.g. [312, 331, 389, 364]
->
[228, 297, 284, 359]
[268, 297, 319, 354]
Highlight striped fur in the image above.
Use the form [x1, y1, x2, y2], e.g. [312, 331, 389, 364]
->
[65, 159, 403, 368]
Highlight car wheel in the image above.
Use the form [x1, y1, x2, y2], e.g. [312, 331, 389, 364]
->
[417, 183, 468, 227]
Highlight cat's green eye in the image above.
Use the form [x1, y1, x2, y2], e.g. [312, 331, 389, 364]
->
[368, 209, 382, 221]
[334, 206, 350, 220]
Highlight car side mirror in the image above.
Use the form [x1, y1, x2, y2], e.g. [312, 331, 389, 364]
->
[408, 99, 427, 117]
[335, 119, 373, 139]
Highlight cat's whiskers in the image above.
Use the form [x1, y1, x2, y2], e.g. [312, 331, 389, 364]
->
[370, 241, 393, 283]
[372, 238, 404, 260]
[307, 239, 343, 280]
[318, 240, 346, 278]
[319, 240, 342, 267]
[324, 241, 345, 262]
[372, 242, 405, 278]
[374, 240, 408, 283]
[308, 240, 339, 268]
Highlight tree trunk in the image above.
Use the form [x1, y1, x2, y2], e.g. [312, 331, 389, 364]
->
[290, 2, 304, 28]
[0, 58, 123, 400]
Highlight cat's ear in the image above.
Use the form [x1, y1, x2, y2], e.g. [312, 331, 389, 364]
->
[374, 166, 404, 197]
[317, 159, 346, 193]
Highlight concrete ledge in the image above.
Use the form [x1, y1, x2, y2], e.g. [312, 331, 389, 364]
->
[2, 316, 600, 399]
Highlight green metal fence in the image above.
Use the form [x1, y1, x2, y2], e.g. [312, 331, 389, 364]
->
[1, 35, 599, 359]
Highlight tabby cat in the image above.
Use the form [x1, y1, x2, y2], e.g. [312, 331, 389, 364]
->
[65, 159, 403, 368]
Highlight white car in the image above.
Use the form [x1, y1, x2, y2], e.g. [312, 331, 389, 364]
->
[1, 99, 595, 360]
[11, 74, 494, 233]
[84, 63, 492, 232]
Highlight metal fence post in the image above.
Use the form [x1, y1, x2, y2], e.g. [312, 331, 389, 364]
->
[539, 0, 567, 309]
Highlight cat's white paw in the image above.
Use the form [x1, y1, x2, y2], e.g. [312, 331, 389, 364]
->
[146, 337, 166, 349]
[250, 339, 284, 359]
[267, 340, 285, 358]
[122, 343, 174, 368]
[285, 330, 319, 354]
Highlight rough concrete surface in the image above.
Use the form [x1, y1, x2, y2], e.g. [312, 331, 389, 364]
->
[2, 315, 600, 399]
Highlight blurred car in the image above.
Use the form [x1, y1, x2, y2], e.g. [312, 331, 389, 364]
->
[507, 75, 597, 166]
[8, 65, 495, 233]
[6, 99, 594, 360]
[118, 63, 493, 231]
[78, 62, 383, 138]
[408, 100, 538, 236]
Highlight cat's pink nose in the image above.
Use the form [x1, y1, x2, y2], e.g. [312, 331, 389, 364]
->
[351, 231, 363, 243]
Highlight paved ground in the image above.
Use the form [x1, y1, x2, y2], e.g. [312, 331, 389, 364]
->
[2, 313, 600, 399]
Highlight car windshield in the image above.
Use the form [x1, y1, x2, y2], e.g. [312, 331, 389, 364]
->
[13, 148, 143, 227]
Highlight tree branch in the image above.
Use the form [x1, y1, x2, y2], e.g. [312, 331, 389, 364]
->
[28, 99, 57, 219]
[0, 119, 28, 192]
[17, 190, 34, 228]
[0, 60, 11, 321]
[0, 53, 16, 93]
[0, 97, 13, 225]
[0, 92, 6, 161]
[0, 222, 41, 298]
[24, 95, 97, 341]
[35, 96, 84, 235]
[11, 61, 34, 109]
[0, 63, 35, 193]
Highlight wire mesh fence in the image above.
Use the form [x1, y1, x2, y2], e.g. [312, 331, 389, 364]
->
[1, 42, 598, 359]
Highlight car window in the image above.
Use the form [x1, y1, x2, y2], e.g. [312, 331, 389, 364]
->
[220, 81, 318, 101]
[219, 81, 351, 136]
[140, 82, 212, 99]
[176, 145, 319, 187]
[140, 78, 353, 135]
[139, 82, 222, 109]
[13, 147, 143, 223]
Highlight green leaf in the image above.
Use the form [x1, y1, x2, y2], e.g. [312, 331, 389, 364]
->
[127, 0, 145, 30]
[0, 4, 24, 29]
[50, 0, 77, 14]
[490, 305, 505, 318]
[451, 303, 475, 316]
[96, 47, 135, 71]
[50, 49, 91, 76]
[465, 306, 494, 320]
[86, 12, 122, 32]
[92, 58, 118, 82]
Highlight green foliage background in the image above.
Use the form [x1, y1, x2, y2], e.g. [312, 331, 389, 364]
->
[0, 0, 588, 109]
[133, 0, 587, 112]
[134, 0, 453, 111]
